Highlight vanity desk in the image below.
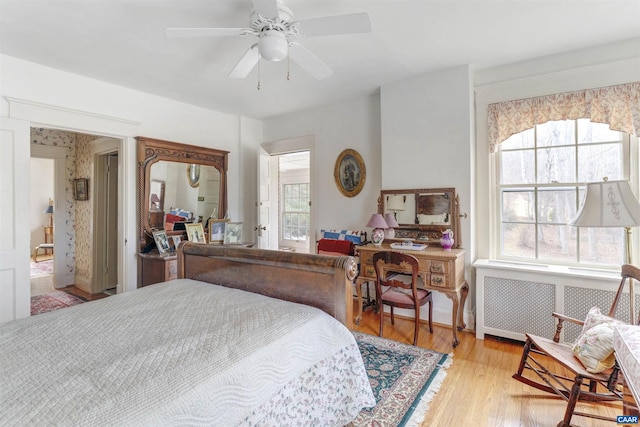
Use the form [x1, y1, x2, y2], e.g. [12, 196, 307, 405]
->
[355, 243, 468, 347]
[358, 187, 468, 347]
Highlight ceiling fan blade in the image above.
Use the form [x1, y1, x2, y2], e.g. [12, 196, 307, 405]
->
[166, 28, 244, 37]
[252, 0, 280, 19]
[295, 12, 371, 37]
[229, 44, 260, 78]
[288, 43, 333, 80]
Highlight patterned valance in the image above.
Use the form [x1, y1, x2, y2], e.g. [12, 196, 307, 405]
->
[488, 82, 640, 152]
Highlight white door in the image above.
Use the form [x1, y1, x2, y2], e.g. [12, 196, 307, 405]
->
[256, 147, 275, 249]
[0, 118, 31, 322]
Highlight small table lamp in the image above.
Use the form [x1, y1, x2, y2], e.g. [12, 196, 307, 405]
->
[366, 213, 388, 245]
[43, 199, 54, 228]
[569, 179, 640, 324]
[383, 213, 399, 239]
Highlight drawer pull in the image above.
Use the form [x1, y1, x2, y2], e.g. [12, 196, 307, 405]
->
[432, 264, 443, 272]
[432, 276, 444, 285]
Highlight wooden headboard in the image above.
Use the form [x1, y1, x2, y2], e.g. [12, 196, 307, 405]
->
[177, 243, 357, 329]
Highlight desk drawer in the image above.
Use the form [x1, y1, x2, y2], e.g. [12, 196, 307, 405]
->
[430, 261, 450, 274]
[430, 273, 449, 288]
[364, 265, 376, 278]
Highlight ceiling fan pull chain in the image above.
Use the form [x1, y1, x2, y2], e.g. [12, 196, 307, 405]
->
[287, 55, 291, 81]
[257, 59, 261, 90]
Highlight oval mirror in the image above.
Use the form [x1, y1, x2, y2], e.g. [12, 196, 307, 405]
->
[187, 164, 201, 188]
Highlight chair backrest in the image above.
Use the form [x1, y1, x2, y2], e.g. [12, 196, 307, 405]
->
[373, 251, 420, 293]
[317, 238, 355, 256]
[610, 264, 640, 325]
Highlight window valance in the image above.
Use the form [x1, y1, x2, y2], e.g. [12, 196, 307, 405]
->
[488, 82, 640, 152]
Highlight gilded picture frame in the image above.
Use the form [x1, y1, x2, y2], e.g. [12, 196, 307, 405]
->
[334, 149, 366, 197]
[185, 223, 206, 243]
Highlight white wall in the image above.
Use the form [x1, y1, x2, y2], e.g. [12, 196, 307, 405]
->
[262, 95, 382, 234]
[380, 65, 475, 328]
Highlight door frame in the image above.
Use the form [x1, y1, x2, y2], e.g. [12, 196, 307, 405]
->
[260, 135, 316, 253]
[6, 97, 140, 296]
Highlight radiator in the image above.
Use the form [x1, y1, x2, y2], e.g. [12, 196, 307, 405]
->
[475, 260, 635, 343]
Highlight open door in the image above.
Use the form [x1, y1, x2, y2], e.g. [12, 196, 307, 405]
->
[256, 146, 277, 249]
[0, 118, 31, 322]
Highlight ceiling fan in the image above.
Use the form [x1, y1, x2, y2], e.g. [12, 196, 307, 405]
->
[166, 0, 371, 80]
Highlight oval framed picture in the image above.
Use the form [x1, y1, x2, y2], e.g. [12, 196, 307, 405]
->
[334, 149, 366, 197]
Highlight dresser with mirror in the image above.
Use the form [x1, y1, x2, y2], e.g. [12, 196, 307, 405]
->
[137, 136, 229, 286]
[355, 187, 467, 347]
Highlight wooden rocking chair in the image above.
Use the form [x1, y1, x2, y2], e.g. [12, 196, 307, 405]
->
[513, 264, 640, 427]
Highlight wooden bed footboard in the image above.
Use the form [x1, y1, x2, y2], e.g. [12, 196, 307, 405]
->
[177, 243, 358, 329]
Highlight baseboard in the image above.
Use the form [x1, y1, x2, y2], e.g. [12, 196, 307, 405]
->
[74, 275, 91, 294]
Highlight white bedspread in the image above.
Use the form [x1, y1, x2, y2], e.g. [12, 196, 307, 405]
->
[1, 279, 374, 426]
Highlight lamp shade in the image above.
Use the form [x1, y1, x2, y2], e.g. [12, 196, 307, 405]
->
[386, 195, 405, 211]
[43, 205, 54, 214]
[383, 213, 399, 228]
[569, 180, 640, 228]
[366, 213, 388, 229]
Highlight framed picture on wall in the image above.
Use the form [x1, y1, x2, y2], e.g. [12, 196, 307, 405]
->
[73, 178, 89, 201]
[224, 222, 243, 244]
[208, 218, 229, 244]
[334, 149, 366, 197]
[185, 223, 206, 243]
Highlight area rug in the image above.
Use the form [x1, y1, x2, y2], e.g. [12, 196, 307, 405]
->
[30, 258, 53, 277]
[30, 291, 84, 315]
[353, 332, 452, 427]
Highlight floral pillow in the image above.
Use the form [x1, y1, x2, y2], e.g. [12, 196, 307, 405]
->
[572, 306, 625, 373]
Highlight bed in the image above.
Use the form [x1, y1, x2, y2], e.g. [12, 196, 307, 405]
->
[1, 243, 375, 426]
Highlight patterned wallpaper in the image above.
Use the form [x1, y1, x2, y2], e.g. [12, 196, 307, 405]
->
[31, 128, 98, 285]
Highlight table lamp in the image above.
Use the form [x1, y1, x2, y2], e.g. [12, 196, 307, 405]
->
[366, 213, 388, 245]
[43, 199, 54, 228]
[383, 213, 399, 239]
[569, 179, 640, 264]
[569, 179, 640, 324]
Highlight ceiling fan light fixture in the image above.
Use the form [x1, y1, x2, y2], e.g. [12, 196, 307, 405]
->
[258, 30, 288, 62]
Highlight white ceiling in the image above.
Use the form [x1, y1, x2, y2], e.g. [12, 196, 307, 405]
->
[1, 0, 639, 119]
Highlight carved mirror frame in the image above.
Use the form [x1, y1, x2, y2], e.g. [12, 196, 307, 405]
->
[137, 136, 229, 251]
[378, 187, 461, 248]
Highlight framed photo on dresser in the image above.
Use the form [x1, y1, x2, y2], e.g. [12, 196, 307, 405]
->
[208, 218, 229, 244]
[224, 222, 243, 244]
[185, 223, 206, 243]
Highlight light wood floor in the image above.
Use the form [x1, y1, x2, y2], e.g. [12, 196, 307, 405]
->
[352, 304, 622, 427]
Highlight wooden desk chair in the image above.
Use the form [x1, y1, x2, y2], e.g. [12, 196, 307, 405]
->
[373, 251, 433, 345]
[513, 264, 640, 427]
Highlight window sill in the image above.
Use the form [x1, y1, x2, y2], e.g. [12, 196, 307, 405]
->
[473, 258, 621, 281]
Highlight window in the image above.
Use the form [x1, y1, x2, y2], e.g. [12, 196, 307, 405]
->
[282, 183, 310, 242]
[497, 119, 630, 267]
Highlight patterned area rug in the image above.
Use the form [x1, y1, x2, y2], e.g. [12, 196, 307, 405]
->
[30, 291, 84, 315]
[353, 332, 452, 427]
[30, 259, 53, 277]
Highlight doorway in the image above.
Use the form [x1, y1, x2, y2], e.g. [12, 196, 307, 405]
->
[277, 152, 311, 253]
[258, 135, 316, 253]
